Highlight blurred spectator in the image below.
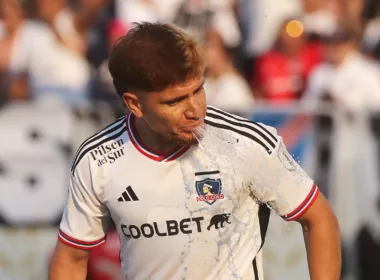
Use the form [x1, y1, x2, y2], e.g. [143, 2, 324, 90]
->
[204, 29, 253, 114]
[0, 0, 14, 104]
[35, 0, 75, 50]
[304, 23, 380, 111]
[342, 0, 365, 28]
[301, 0, 339, 40]
[361, 0, 380, 60]
[304, 23, 380, 279]
[152, 0, 184, 23]
[174, 0, 241, 49]
[115, 0, 162, 28]
[238, 0, 302, 78]
[0, 0, 91, 105]
[0, 0, 54, 101]
[252, 17, 322, 104]
[37, 0, 109, 62]
[86, 0, 116, 68]
[91, 18, 128, 116]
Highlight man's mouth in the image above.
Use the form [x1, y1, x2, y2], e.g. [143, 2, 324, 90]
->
[182, 121, 204, 133]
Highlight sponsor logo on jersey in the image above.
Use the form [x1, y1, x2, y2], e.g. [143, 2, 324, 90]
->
[90, 139, 125, 167]
[277, 143, 297, 171]
[195, 178, 224, 205]
[207, 213, 231, 230]
[120, 213, 232, 239]
[117, 186, 139, 202]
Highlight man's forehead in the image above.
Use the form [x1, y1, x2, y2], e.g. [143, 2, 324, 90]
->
[175, 76, 204, 89]
[164, 77, 204, 94]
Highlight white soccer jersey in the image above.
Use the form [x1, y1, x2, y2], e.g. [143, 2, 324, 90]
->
[58, 106, 319, 280]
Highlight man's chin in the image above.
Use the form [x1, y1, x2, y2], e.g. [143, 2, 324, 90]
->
[175, 134, 200, 146]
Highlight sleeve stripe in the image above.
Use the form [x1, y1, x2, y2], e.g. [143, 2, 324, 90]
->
[58, 229, 106, 249]
[282, 184, 319, 221]
[58, 235, 105, 250]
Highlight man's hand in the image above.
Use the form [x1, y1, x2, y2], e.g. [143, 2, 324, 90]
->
[49, 241, 90, 280]
[297, 192, 341, 280]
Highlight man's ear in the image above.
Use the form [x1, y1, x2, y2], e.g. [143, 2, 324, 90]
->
[122, 92, 143, 118]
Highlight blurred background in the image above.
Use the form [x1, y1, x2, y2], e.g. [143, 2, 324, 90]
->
[1, 0, 380, 279]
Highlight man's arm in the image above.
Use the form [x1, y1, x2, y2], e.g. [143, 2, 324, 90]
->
[244, 123, 341, 279]
[297, 192, 341, 280]
[49, 241, 90, 280]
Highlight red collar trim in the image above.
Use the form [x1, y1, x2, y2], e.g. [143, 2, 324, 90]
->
[126, 113, 190, 162]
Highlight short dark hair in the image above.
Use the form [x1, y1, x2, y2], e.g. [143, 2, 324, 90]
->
[108, 22, 205, 96]
[321, 22, 360, 44]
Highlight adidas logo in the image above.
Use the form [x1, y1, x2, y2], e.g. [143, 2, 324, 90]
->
[118, 186, 139, 202]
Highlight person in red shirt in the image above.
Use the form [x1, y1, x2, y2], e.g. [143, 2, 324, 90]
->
[252, 17, 323, 104]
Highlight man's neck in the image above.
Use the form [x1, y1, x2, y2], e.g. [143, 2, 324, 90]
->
[335, 48, 357, 69]
[134, 117, 179, 153]
[209, 63, 235, 79]
[6, 20, 24, 38]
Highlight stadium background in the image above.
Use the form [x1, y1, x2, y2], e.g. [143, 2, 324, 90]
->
[1, 0, 380, 279]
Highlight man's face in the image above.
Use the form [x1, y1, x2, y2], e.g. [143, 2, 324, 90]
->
[323, 41, 349, 65]
[137, 76, 207, 146]
[36, 0, 65, 21]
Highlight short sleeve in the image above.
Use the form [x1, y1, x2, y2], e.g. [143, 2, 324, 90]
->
[58, 155, 111, 250]
[248, 125, 319, 221]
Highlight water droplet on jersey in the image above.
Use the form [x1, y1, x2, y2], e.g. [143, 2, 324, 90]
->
[178, 124, 292, 212]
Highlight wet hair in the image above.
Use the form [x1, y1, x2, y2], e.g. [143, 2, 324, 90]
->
[108, 22, 205, 96]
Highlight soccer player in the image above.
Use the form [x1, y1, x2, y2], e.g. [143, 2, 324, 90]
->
[49, 22, 341, 280]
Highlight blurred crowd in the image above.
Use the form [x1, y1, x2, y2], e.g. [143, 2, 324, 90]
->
[1, 0, 380, 115]
[2, 0, 380, 280]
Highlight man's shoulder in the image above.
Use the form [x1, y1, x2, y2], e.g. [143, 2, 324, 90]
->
[205, 106, 279, 155]
[309, 63, 335, 80]
[70, 115, 128, 174]
[20, 20, 57, 45]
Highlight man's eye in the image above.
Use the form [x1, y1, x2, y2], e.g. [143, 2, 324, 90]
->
[167, 101, 178, 106]
[195, 86, 204, 94]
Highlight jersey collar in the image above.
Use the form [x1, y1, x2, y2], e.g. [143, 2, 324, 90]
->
[126, 113, 190, 162]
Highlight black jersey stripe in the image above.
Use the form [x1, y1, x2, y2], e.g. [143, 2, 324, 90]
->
[252, 258, 259, 280]
[71, 127, 126, 174]
[258, 204, 271, 250]
[252, 204, 270, 280]
[70, 117, 126, 172]
[204, 119, 272, 154]
[206, 112, 276, 149]
[207, 106, 278, 143]
[194, 170, 220, 176]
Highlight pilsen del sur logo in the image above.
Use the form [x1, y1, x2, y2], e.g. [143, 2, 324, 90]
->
[90, 139, 125, 166]
[195, 178, 224, 205]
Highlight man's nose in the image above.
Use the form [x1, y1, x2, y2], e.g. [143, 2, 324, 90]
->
[184, 99, 201, 119]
